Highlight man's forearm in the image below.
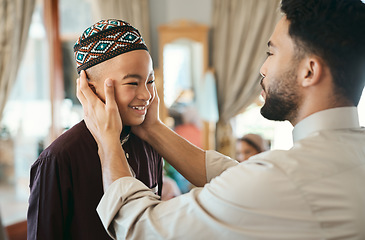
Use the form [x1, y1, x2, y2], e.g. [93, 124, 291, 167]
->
[99, 140, 132, 190]
[144, 122, 207, 187]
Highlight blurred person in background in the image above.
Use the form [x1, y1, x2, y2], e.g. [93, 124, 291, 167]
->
[236, 133, 269, 162]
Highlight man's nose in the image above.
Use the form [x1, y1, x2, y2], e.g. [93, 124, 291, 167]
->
[259, 64, 266, 81]
[259, 71, 266, 86]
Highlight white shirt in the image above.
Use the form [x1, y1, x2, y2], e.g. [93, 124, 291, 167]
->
[97, 107, 365, 240]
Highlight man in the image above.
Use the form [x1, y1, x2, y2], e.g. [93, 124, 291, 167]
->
[77, 0, 365, 239]
[27, 20, 163, 240]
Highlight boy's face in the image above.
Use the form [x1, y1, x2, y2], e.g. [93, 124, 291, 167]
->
[87, 50, 155, 126]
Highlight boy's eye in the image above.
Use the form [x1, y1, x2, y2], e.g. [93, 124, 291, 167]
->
[148, 79, 155, 84]
[266, 51, 273, 57]
[127, 82, 138, 86]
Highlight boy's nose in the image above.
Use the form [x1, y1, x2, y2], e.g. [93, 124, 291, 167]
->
[137, 84, 152, 101]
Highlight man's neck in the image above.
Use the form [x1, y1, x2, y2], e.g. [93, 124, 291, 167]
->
[292, 102, 354, 127]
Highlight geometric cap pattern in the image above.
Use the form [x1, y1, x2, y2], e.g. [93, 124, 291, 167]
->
[74, 19, 148, 74]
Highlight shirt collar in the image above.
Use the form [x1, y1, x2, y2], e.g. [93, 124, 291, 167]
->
[292, 106, 360, 142]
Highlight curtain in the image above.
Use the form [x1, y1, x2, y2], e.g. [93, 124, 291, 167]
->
[90, 0, 151, 49]
[212, 0, 281, 156]
[0, 0, 35, 121]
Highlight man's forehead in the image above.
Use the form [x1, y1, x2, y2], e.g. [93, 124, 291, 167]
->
[268, 17, 292, 49]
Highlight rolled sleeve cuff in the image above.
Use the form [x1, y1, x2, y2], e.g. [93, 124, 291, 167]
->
[97, 177, 159, 239]
[205, 150, 238, 182]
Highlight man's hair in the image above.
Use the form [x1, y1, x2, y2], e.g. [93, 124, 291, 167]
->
[281, 0, 365, 105]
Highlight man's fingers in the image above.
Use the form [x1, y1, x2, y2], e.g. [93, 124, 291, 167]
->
[153, 85, 160, 104]
[104, 78, 118, 110]
[76, 78, 89, 116]
[76, 78, 86, 104]
[150, 85, 160, 114]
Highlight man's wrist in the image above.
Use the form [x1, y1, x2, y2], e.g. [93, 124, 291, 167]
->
[100, 145, 132, 190]
[99, 140, 122, 157]
[143, 120, 165, 143]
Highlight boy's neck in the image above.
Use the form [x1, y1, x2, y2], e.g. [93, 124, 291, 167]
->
[120, 125, 131, 140]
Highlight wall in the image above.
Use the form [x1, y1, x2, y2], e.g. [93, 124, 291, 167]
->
[148, 0, 212, 68]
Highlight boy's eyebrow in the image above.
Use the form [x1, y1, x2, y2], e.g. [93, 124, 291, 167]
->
[122, 72, 155, 80]
[122, 74, 143, 80]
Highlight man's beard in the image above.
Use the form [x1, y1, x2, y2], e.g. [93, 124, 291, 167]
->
[260, 68, 301, 122]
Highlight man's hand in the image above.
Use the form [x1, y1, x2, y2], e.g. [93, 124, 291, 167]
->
[76, 71, 122, 151]
[131, 85, 207, 187]
[132, 86, 163, 141]
[76, 71, 131, 190]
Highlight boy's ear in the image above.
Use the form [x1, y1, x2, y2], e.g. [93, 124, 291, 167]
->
[84, 71, 97, 95]
[88, 83, 97, 95]
[87, 82, 103, 102]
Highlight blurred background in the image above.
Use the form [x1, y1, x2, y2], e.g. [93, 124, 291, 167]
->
[0, 0, 364, 237]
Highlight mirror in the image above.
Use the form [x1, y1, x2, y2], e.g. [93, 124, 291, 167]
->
[163, 39, 203, 109]
[158, 20, 213, 149]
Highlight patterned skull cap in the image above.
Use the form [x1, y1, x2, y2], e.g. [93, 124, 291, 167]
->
[74, 19, 148, 74]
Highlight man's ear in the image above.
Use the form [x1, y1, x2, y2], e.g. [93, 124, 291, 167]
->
[299, 56, 323, 87]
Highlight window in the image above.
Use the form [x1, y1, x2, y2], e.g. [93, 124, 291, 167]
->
[0, 2, 49, 225]
[232, 101, 293, 151]
[0, 0, 92, 226]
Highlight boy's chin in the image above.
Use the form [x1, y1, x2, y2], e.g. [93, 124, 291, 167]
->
[122, 117, 145, 127]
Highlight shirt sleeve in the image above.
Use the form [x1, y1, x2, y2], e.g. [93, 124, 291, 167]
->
[97, 153, 319, 240]
[205, 150, 238, 182]
[27, 155, 73, 240]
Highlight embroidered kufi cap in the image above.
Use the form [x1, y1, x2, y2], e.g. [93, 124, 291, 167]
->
[74, 19, 148, 74]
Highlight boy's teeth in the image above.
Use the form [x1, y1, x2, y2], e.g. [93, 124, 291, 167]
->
[132, 106, 145, 110]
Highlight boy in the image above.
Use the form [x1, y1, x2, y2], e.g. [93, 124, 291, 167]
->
[27, 19, 163, 240]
